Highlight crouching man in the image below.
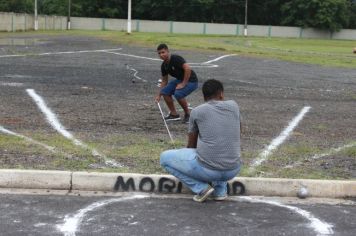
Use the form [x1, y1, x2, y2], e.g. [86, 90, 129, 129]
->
[160, 79, 242, 202]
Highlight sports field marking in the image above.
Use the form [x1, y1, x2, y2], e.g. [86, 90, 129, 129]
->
[26, 89, 122, 167]
[311, 142, 356, 160]
[202, 54, 237, 64]
[228, 78, 259, 86]
[239, 196, 333, 235]
[106, 51, 235, 68]
[251, 106, 311, 168]
[284, 141, 356, 169]
[56, 194, 149, 236]
[56, 194, 333, 236]
[0, 82, 24, 87]
[105, 51, 161, 61]
[126, 65, 147, 82]
[188, 62, 218, 68]
[0, 48, 122, 58]
[0, 125, 55, 152]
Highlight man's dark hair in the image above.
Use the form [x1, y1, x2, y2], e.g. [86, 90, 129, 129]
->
[202, 79, 224, 100]
[157, 43, 168, 51]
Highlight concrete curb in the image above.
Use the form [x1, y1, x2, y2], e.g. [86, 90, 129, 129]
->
[0, 169, 71, 190]
[0, 169, 355, 198]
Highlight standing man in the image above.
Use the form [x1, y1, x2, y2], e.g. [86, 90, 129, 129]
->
[155, 44, 198, 123]
[160, 79, 242, 202]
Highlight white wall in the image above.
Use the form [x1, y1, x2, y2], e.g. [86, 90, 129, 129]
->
[1, 12, 356, 41]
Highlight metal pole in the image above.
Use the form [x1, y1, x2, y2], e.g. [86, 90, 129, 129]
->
[157, 102, 174, 143]
[244, 0, 248, 36]
[34, 0, 38, 30]
[67, 0, 71, 30]
[127, 0, 132, 34]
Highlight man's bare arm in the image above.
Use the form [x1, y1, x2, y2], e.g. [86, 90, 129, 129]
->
[187, 131, 198, 148]
[155, 75, 168, 102]
[176, 63, 191, 89]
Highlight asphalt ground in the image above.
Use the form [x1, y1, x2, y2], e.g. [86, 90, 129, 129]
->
[0, 191, 355, 236]
[0, 33, 355, 177]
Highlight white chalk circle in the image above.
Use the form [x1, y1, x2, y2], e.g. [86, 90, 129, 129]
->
[56, 194, 333, 236]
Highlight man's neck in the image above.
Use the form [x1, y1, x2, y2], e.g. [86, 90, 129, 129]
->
[207, 98, 223, 102]
[164, 54, 171, 63]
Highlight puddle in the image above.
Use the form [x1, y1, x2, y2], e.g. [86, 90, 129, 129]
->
[0, 38, 44, 46]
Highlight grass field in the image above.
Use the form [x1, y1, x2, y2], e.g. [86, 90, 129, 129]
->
[0, 30, 355, 179]
[2, 30, 356, 68]
[73, 31, 356, 68]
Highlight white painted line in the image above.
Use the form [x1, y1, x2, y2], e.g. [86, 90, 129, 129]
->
[56, 194, 333, 236]
[106, 51, 235, 68]
[105, 51, 161, 61]
[26, 89, 122, 167]
[188, 62, 218, 68]
[239, 196, 333, 235]
[284, 141, 356, 169]
[126, 65, 147, 82]
[203, 54, 237, 64]
[251, 106, 311, 167]
[0, 48, 122, 58]
[311, 142, 356, 160]
[56, 194, 149, 236]
[1, 74, 33, 79]
[0, 54, 23, 58]
[0, 82, 24, 87]
[0, 125, 55, 152]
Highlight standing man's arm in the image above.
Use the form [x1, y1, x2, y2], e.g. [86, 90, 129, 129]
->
[187, 131, 198, 148]
[155, 75, 168, 102]
[176, 63, 191, 89]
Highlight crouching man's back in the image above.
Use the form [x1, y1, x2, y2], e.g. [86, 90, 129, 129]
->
[160, 79, 242, 203]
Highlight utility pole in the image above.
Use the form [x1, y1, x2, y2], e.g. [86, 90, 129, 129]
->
[127, 0, 132, 34]
[67, 0, 71, 30]
[34, 0, 38, 31]
[244, 0, 248, 36]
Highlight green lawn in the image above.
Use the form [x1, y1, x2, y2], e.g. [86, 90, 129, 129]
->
[72, 30, 356, 68]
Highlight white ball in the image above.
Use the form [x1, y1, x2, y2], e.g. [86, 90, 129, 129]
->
[297, 187, 309, 199]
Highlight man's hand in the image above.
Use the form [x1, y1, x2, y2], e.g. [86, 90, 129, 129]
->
[155, 94, 161, 103]
[176, 83, 186, 90]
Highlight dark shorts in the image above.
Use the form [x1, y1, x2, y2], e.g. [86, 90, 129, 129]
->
[160, 79, 198, 100]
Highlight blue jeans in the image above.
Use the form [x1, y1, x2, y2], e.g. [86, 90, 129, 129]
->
[160, 79, 198, 100]
[160, 148, 240, 196]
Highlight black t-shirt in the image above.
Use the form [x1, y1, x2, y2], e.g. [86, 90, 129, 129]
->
[161, 54, 198, 82]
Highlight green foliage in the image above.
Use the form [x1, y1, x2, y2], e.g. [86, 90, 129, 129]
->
[0, 0, 33, 13]
[281, 0, 350, 31]
[349, 0, 356, 28]
[0, 0, 355, 29]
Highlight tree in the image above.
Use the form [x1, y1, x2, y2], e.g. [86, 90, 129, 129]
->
[281, 0, 350, 31]
[349, 0, 356, 28]
[0, 0, 355, 29]
[0, 0, 33, 13]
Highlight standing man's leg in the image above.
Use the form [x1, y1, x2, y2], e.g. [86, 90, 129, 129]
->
[174, 82, 198, 122]
[163, 95, 178, 116]
[161, 80, 180, 120]
[177, 98, 189, 114]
